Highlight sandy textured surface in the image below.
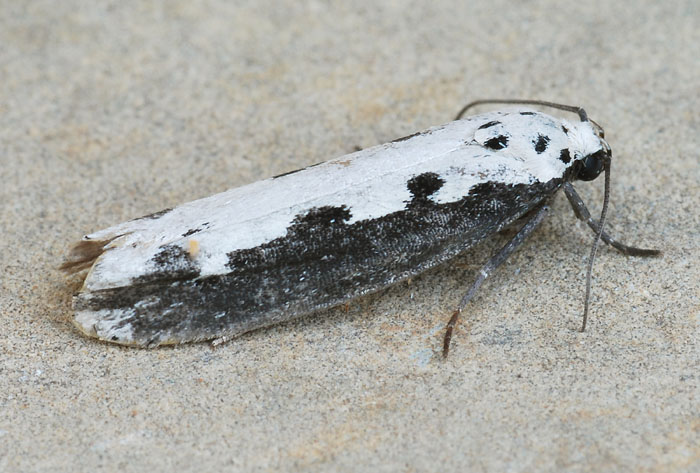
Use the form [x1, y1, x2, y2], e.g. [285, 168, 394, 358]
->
[1, 1, 698, 472]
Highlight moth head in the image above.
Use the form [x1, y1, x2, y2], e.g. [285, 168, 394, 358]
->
[576, 145, 609, 181]
[568, 118, 611, 182]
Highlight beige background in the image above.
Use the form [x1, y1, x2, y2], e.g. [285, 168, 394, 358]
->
[1, 1, 698, 472]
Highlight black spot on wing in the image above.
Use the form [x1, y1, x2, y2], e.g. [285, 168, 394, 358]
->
[136, 244, 200, 283]
[406, 172, 445, 200]
[561, 125, 569, 134]
[294, 205, 352, 228]
[182, 228, 201, 237]
[533, 134, 550, 153]
[484, 135, 509, 150]
[559, 148, 571, 164]
[478, 120, 501, 130]
[520, 111, 535, 116]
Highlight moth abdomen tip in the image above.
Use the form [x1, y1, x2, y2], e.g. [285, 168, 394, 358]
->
[60, 239, 113, 274]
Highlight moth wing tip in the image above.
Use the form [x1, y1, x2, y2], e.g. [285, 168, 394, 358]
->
[72, 306, 136, 344]
[72, 307, 189, 348]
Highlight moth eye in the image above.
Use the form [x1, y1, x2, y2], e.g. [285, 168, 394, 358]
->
[577, 149, 607, 181]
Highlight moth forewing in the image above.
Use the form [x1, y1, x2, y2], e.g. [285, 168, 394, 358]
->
[63, 105, 658, 349]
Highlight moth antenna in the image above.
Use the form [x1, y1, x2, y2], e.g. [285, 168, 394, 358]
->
[581, 155, 612, 331]
[455, 99, 588, 122]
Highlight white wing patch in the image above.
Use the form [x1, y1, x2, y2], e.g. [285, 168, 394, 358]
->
[80, 110, 601, 291]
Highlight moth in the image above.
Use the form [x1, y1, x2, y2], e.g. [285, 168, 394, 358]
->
[61, 99, 659, 356]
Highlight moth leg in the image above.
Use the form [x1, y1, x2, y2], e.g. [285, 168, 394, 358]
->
[443, 203, 550, 358]
[563, 183, 660, 257]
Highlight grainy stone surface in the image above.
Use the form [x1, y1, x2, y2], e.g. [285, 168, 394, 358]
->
[1, 2, 698, 472]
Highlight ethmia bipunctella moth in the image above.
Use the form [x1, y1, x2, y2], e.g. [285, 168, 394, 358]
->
[62, 99, 660, 357]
